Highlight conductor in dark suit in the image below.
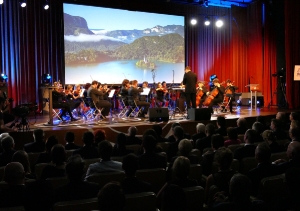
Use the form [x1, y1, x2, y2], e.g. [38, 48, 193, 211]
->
[182, 66, 197, 109]
[87, 80, 112, 116]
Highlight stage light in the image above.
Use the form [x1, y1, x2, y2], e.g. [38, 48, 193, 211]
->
[42, 73, 52, 85]
[216, 19, 224, 27]
[190, 18, 197, 25]
[43, 0, 49, 10]
[20, 0, 26, 7]
[0, 73, 8, 82]
[204, 17, 210, 26]
[0, 0, 4, 5]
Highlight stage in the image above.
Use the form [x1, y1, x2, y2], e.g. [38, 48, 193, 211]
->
[8, 106, 295, 151]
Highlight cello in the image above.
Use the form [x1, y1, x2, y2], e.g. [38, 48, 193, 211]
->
[224, 81, 235, 104]
[195, 81, 206, 107]
[202, 81, 225, 106]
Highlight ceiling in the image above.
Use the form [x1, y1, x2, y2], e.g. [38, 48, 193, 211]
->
[169, 0, 256, 8]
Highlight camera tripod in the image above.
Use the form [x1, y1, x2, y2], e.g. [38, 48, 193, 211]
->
[9, 115, 30, 132]
[268, 76, 289, 109]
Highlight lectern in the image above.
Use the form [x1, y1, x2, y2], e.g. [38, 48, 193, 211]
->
[245, 84, 259, 110]
[42, 86, 57, 126]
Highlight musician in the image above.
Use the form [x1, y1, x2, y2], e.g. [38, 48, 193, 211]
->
[140, 81, 149, 102]
[183, 66, 197, 109]
[196, 81, 208, 107]
[156, 82, 167, 107]
[0, 97, 16, 132]
[225, 79, 239, 113]
[128, 80, 150, 117]
[120, 79, 130, 100]
[87, 80, 112, 117]
[207, 78, 225, 113]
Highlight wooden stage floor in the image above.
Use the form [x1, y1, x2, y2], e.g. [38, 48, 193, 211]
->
[9, 106, 296, 150]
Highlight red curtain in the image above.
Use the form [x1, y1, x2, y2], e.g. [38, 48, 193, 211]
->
[285, 1, 300, 109]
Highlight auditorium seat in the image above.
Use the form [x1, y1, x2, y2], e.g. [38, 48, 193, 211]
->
[0, 179, 36, 190]
[65, 150, 75, 159]
[35, 163, 53, 180]
[240, 157, 258, 174]
[0, 206, 25, 211]
[270, 151, 288, 162]
[157, 142, 169, 153]
[125, 144, 141, 155]
[276, 139, 290, 146]
[136, 168, 166, 194]
[28, 152, 41, 171]
[211, 159, 239, 174]
[123, 192, 156, 211]
[46, 177, 68, 189]
[85, 172, 125, 189]
[183, 186, 205, 211]
[53, 197, 98, 211]
[111, 156, 124, 162]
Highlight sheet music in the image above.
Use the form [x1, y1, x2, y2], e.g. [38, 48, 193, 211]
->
[108, 89, 115, 98]
[140, 88, 150, 95]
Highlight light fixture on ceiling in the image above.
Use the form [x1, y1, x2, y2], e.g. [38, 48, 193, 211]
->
[43, 0, 49, 10]
[204, 17, 210, 26]
[20, 0, 26, 7]
[215, 18, 224, 27]
[190, 17, 197, 25]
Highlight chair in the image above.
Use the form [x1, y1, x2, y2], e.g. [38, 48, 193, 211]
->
[270, 151, 288, 162]
[53, 197, 98, 211]
[46, 177, 68, 189]
[35, 163, 53, 179]
[28, 152, 41, 172]
[83, 158, 100, 173]
[84, 97, 104, 122]
[127, 96, 142, 118]
[52, 108, 63, 121]
[136, 168, 166, 194]
[0, 179, 36, 190]
[240, 157, 258, 174]
[277, 139, 290, 146]
[124, 192, 156, 211]
[183, 186, 205, 211]
[189, 164, 203, 184]
[118, 96, 129, 118]
[85, 172, 125, 189]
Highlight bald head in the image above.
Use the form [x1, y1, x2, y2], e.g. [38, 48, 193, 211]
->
[287, 141, 300, 159]
[4, 162, 25, 185]
[128, 126, 137, 137]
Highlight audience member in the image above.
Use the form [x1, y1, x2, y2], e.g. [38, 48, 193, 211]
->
[262, 130, 284, 153]
[167, 122, 182, 143]
[270, 118, 288, 140]
[152, 124, 168, 143]
[126, 126, 142, 145]
[191, 123, 206, 143]
[64, 131, 80, 150]
[0, 135, 16, 167]
[276, 111, 289, 130]
[12, 150, 36, 179]
[167, 126, 185, 161]
[289, 127, 300, 142]
[251, 122, 264, 142]
[256, 115, 269, 131]
[201, 134, 224, 176]
[171, 139, 199, 164]
[85, 141, 122, 179]
[121, 153, 152, 194]
[54, 155, 99, 202]
[215, 116, 227, 136]
[36, 135, 59, 164]
[24, 128, 45, 153]
[40, 144, 66, 180]
[138, 135, 166, 169]
[0, 162, 26, 208]
[97, 182, 125, 211]
[196, 123, 215, 153]
[73, 131, 99, 159]
[0, 133, 10, 153]
[161, 184, 187, 211]
[234, 118, 248, 134]
[224, 127, 241, 147]
[94, 129, 106, 147]
[233, 129, 257, 161]
[290, 120, 299, 130]
[112, 133, 134, 157]
[247, 143, 279, 196]
[289, 112, 300, 121]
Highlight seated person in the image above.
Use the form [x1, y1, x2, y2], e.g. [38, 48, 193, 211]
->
[196, 81, 208, 107]
[215, 116, 227, 136]
[234, 117, 248, 134]
[270, 118, 288, 140]
[72, 131, 99, 159]
[262, 130, 284, 153]
[126, 126, 142, 145]
[224, 127, 241, 147]
[0, 135, 16, 167]
[97, 182, 125, 211]
[112, 133, 134, 157]
[251, 122, 265, 142]
[206, 78, 225, 114]
[233, 129, 257, 161]
[128, 80, 150, 117]
[35, 135, 59, 165]
[64, 131, 81, 150]
[24, 129, 45, 153]
[12, 150, 36, 179]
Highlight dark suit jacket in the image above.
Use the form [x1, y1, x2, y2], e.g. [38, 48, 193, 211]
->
[24, 141, 45, 153]
[234, 126, 248, 135]
[87, 87, 105, 102]
[126, 135, 142, 145]
[192, 132, 206, 142]
[215, 127, 227, 136]
[72, 145, 99, 159]
[201, 150, 216, 176]
[128, 86, 143, 101]
[183, 71, 197, 93]
[277, 158, 300, 174]
[138, 152, 167, 169]
[0, 149, 16, 167]
[233, 144, 256, 161]
[121, 177, 153, 194]
[65, 143, 81, 150]
[196, 135, 213, 153]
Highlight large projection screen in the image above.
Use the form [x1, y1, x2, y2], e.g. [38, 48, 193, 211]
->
[63, 3, 185, 85]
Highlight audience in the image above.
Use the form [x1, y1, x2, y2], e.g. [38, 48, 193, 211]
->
[112, 133, 134, 156]
[94, 129, 106, 147]
[234, 118, 248, 134]
[85, 140, 123, 179]
[64, 131, 80, 150]
[224, 127, 241, 147]
[167, 126, 185, 161]
[121, 153, 153, 194]
[289, 112, 300, 122]
[12, 150, 36, 179]
[73, 131, 99, 159]
[24, 129, 45, 153]
[97, 182, 125, 211]
[256, 115, 269, 131]
[289, 127, 300, 142]
[126, 126, 142, 145]
[233, 129, 257, 161]
[215, 116, 227, 136]
[152, 124, 168, 143]
[270, 118, 288, 140]
[196, 123, 215, 153]
[0, 135, 16, 167]
[251, 122, 264, 142]
[161, 184, 187, 211]
[276, 111, 289, 130]
[262, 130, 284, 153]
[167, 122, 181, 143]
[191, 123, 206, 143]
[290, 120, 299, 130]
[36, 135, 59, 164]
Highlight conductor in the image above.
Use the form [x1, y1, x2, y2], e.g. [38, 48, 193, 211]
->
[182, 66, 197, 109]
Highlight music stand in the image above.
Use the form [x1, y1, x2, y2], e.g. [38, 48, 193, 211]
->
[245, 84, 259, 110]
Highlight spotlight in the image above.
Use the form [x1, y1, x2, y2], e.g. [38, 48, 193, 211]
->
[43, 0, 49, 10]
[0, 0, 4, 5]
[42, 73, 52, 85]
[0, 73, 8, 82]
[19, 0, 26, 7]
[204, 17, 210, 26]
[216, 19, 224, 27]
[190, 18, 197, 25]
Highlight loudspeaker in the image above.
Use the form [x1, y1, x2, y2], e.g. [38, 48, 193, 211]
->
[188, 108, 211, 121]
[148, 108, 169, 122]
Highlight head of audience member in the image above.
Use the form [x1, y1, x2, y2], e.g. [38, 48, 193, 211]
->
[262, 130, 276, 145]
[116, 133, 127, 150]
[290, 120, 299, 130]
[97, 182, 125, 211]
[205, 123, 215, 136]
[216, 116, 226, 128]
[4, 162, 25, 186]
[173, 126, 184, 141]
[91, 80, 98, 89]
[152, 124, 163, 137]
[252, 122, 264, 135]
[0, 132, 10, 143]
[229, 174, 252, 203]
[287, 141, 300, 161]
[214, 147, 233, 171]
[276, 111, 287, 122]
[33, 129, 44, 143]
[171, 122, 181, 134]
[1, 135, 14, 151]
[290, 112, 300, 121]
[128, 126, 137, 137]
[142, 129, 158, 143]
[172, 156, 190, 180]
[45, 135, 59, 153]
[289, 127, 300, 141]
[161, 184, 187, 211]
[244, 129, 257, 144]
[12, 150, 31, 174]
[196, 123, 205, 134]
[142, 135, 157, 153]
[65, 155, 85, 182]
[82, 131, 94, 146]
[236, 117, 247, 128]
[256, 116, 267, 127]
[122, 153, 138, 177]
[98, 140, 113, 161]
[178, 139, 193, 157]
[51, 144, 66, 166]
[94, 129, 106, 146]
[255, 143, 271, 163]
[270, 118, 282, 132]
[65, 131, 75, 144]
[211, 134, 224, 150]
[227, 127, 238, 140]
